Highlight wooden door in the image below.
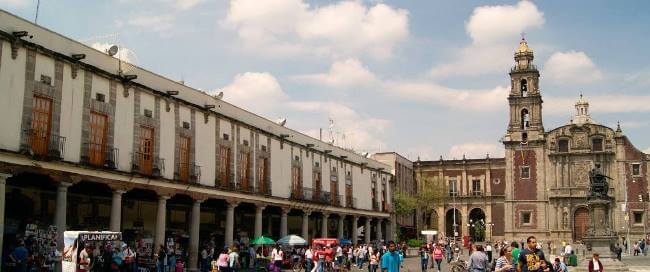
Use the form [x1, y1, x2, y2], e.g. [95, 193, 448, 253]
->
[258, 158, 267, 192]
[179, 136, 190, 181]
[89, 112, 108, 166]
[292, 167, 302, 197]
[573, 207, 590, 241]
[313, 172, 321, 198]
[31, 96, 52, 156]
[139, 127, 154, 175]
[219, 146, 231, 186]
[240, 152, 250, 188]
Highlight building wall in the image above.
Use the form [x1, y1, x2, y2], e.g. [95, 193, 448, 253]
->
[0, 42, 26, 151]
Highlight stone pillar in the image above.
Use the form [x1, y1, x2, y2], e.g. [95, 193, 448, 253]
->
[376, 218, 383, 242]
[189, 199, 203, 272]
[0, 174, 10, 263]
[322, 212, 329, 237]
[338, 216, 345, 239]
[281, 207, 290, 238]
[110, 190, 125, 232]
[55, 182, 72, 251]
[154, 195, 170, 250]
[255, 204, 266, 238]
[302, 211, 311, 240]
[225, 201, 238, 247]
[352, 216, 359, 244]
[365, 218, 371, 244]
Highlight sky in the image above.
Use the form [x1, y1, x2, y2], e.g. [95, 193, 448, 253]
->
[2, 0, 649, 160]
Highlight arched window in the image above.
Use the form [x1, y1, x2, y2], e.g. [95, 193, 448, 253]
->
[521, 108, 530, 130]
[520, 79, 528, 97]
[558, 139, 569, 152]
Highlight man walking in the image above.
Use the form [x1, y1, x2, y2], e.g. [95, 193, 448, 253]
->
[381, 241, 402, 272]
[587, 253, 603, 272]
[517, 236, 546, 272]
[468, 245, 489, 272]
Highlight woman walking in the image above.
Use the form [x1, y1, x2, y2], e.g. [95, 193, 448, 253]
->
[432, 244, 444, 272]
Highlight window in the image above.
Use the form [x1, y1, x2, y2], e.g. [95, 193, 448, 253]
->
[243, 140, 249, 146]
[257, 158, 268, 192]
[239, 151, 250, 187]
[521, 212, 532, 225]
[313, 171, 322, 192]
[520, 79, 528, 97]
[219, 146, 231, 185]
[144, 109, 152, 118]
[592, 138, 603, 152]
[521, 166, 530, 179]
[261, 145, 266, 151]
[139, 127, 154, 175]
[291, 166, 302, 192]
[314, 161, 320, 167]
[179, 136, 191, 181]
[223, 134, 229, 140]
[521, 108, 529, 130]
[449, 179, 458, 196]
[632, 163, 641, 176]
[472, 179, 481, 196]
[30, 95, 53, 156]
[634, 211, 644, 225]
[95, 93, 105, 102]
[558, 139, 569, 152]
[89, 112, 108, 166]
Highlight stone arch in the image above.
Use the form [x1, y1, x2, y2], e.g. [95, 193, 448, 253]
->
[445, 208, 461, 238]
[468, 208, 486, 242]
[573, 206, 590, 242]
[521, 108, 530, 130]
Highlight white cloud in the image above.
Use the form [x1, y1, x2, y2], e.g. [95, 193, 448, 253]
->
[543, 51, 602, 84]
[643, 147, 650, 154]
[291, 58, 377, 88]
[448, 142, 504, 159]
[383, 80, 509, 111]
[430, 1, 544, 78]
[89, 42, 134, 63]
[128, 15, 175, 33]
[175, 0, 204, 10]
[1, 0, 30, 7]
[223, 0, 409, 59]
[219, 72, 288, 116]
[544, 95, 650, 116]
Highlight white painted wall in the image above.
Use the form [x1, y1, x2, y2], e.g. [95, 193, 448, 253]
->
[196, 114, 216, 185]
[179, 105, 190, 127]
[90, 74, 109, 102]
[140, 92, 154, 117]
[302, 148, 312, 189]
[114, 84, 133, 172]
[271, 138, 291, 198]
[0, 43, 26, 151]
[159, 99, 175, 180]
[240, 127, 250, 145]
[59, 64, 83, 162]
[219, 119, 230, 140]
[34, 53, 54, 82]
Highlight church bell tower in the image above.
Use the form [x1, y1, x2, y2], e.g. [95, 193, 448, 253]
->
[505, 37, 544, 145]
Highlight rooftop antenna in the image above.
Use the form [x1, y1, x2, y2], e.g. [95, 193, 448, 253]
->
[328, 117, 335, 145]
[34, 0, 41, 24]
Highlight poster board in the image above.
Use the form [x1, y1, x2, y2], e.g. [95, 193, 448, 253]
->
[62, 231, 122, 272]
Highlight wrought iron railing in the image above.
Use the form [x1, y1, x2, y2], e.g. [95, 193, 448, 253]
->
[472, 191, 483, 196]
[372, 201, 379, 211]
[21, 129, 66, 160]
[291, 187, 333, 205]
[131, 152, 165, 177]
[346, 196, 357, 208]
[81, 143, 119, 169]
[176, 162, 201, 183]
[510, 64, 537, 73]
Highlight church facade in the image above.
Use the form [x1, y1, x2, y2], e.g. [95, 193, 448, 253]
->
[414, 39, 650, 243]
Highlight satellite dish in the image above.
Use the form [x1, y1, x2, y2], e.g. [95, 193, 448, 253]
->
[214, 91, 224, 100]
[107, 45, 118, 56]
[276, 118, 287, 126]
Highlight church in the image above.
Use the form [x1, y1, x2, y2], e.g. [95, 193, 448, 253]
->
[413, 38, 650, 243]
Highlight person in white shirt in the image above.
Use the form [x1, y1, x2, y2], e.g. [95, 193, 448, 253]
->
[336, 246, 343, 265]
[305, 247, 314, 272]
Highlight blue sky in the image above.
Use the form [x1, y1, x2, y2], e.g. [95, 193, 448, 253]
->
[2, 0, 649, 160]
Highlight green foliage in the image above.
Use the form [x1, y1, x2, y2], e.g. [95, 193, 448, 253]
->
[392, 190, 417, 216]
[407, 239, 425, 248]
[416, 175, 449, 213]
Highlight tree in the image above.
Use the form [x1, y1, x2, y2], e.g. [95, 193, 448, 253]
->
[416, 174, 449, 215]
[392, 190, 417, 216]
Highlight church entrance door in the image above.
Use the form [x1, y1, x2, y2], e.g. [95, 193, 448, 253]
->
[573, 207, 590, 242]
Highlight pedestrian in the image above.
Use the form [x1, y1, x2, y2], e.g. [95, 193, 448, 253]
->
[305, 246, 314, 272]
[432, 244, 444, 272]
[12, 240, 29, 272]
[614, 243, 622, 261]
[552, 257, 567, 272]
[494, 246, 514, 272]
[587, 252, 603, 272]
[468, 245, 488, 272]
[445, 242, 453, 263]
[486, 243, 493, 263]
[336, 245, 344, 265]
[517, 236, 546, 272]
[369, 251, 379, 272]
[419, 245, 429, 272]
[156, 245, 167, 272]
[230, 246, 241, 272]
[380, 241, 401, 272]
[510, 241, 520, 267]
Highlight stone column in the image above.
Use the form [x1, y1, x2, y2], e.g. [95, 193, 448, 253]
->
[0, 174, 10, 263]
[338, 216, 345, 239]
[110, 190, 125, 232]
[376, 218, 383, 242]
[302, 211, 311, 240]
[189, 199, 203, 272]
[55, 182, 72, 251]
[255, 204, 266, 238]
[154, 195, 170, 250]
[352, 216, 359, 244]
[225, 201, 238, 247]
[281, 207, 290, 238]
[365, 218, 371, 244]
[322, 212, 329, 237]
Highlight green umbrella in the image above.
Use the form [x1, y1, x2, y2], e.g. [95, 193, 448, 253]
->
[251, 236, 276, 245]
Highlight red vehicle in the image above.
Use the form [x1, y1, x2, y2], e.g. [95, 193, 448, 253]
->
[312, 238, 338, 247]
[311, 238, 338, 272]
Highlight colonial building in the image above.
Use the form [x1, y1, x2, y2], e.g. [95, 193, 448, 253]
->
[0, 10, 394, 269]
[414, 38, 650, 243]
[371, 152, 417, 238]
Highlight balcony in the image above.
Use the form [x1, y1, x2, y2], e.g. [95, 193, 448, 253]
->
[345, 196, 357, 208]
[449, 191, 459, 197]
[21, 129, 66, 160]
[331, 194, 342, 207]
[510, 64, 537, 73]
[81, 143, 118, 169]
[291, 187, 332, 205]
[472, 191, 483, 196]
[372, 201, 379, 211]
[131, 152, 164, 177]
[216, 173, 235, 189]
[176, 162, 201, 184]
